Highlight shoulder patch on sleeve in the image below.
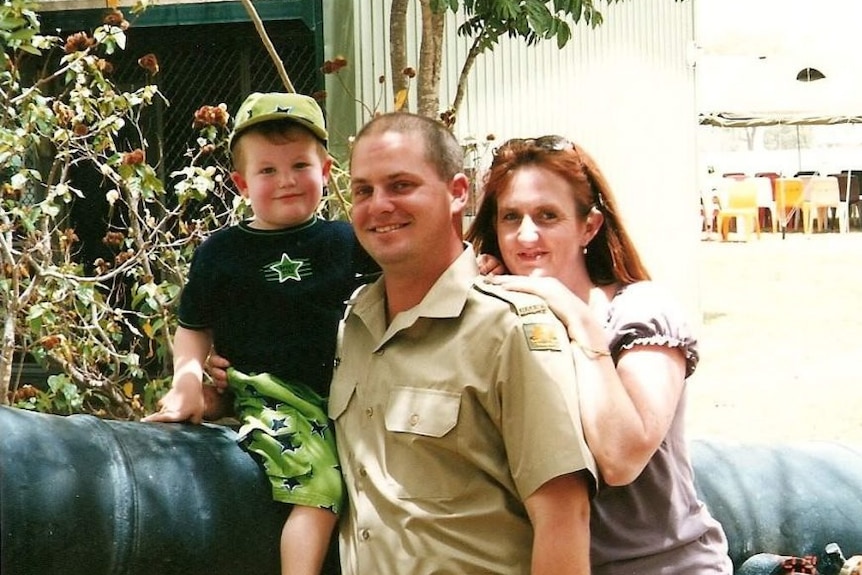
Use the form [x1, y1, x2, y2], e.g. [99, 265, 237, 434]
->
[523, 322, 562, 351]
[472, 278, 550, 317]
[473, 279, 563, 352]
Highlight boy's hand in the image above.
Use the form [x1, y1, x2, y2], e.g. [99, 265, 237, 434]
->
[142, 384, 205, 424]
[477, 253, 507, 275]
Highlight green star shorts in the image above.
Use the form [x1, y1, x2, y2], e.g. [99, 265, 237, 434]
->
[228, 368, 343, 513]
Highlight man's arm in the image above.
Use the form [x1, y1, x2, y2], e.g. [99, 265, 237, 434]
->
[524, 471, 592, 575]
[142, 326, 211, 424]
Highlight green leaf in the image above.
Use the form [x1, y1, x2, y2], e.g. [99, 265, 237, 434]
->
[497, 0, 520, 20]
[0, 16, 26, 31]
[552, 0, 565, 13]
[8, 26, 34, 41]
[555, 21, 572, 48]
[572, 0, 583, 22]
[524, 1, 554, 35]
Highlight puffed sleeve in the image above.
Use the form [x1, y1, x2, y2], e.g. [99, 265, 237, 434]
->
[604, 282, 699, 378]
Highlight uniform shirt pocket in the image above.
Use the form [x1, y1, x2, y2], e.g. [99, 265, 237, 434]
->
[384, 387, 464, 499]
[385, 387, 460, 437]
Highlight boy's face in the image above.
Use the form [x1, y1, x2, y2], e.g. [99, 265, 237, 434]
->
[231, 130, 331, 230]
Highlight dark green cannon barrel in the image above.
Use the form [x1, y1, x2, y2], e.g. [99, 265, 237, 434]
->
[5, 405, 862, 575]
[0, 405, 291, 575]
[690, 439, 862, 572]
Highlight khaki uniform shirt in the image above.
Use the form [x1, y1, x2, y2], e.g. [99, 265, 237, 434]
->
[330, 247, 596, 575]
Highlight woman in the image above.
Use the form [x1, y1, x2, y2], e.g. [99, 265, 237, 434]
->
[465, 136, 731, 575]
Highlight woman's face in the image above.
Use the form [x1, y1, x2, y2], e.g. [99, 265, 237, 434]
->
[495, 165, 591, 288]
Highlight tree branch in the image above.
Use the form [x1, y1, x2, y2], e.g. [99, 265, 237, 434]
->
[239, 0, 295, 93]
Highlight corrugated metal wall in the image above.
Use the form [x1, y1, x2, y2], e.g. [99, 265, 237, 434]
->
[328, 0, 701, 313]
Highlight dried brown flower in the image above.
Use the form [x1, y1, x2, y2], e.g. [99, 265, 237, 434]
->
[439, 110, 455, 128]
[52, 101, 73, 126]
[192, 104, 229, 130]
[96, 59, 114, 75]
[59, 228, 79, 247]
[102, 231, 126, 247]
[38, 335, 63, 351]
[93, 258, 111, 274]
[72, 122, 89, 137]
[137, 53, 159, 76]
[103, 8, 129, 30]
[115, 248, 135, 265]
[1, 183, 19, 200]
[121, 149, 145, 165]
[64, 32, 95, 54]
[321, 56, 348, 75]
[10, 384, 39, 402]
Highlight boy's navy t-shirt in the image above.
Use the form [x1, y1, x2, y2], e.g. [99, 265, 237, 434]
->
[178, 217, 379, 397]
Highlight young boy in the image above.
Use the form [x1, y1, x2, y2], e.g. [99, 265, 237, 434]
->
[144, 92, 377, 575]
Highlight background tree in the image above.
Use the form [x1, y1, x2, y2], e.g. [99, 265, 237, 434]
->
[388, 0, 628, 122]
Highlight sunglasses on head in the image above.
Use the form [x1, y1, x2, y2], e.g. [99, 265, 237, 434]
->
[493, 135, 605, 209]
[493, 135, 575, 155]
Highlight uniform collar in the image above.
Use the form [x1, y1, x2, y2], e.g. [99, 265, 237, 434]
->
[350, 244, 479, 343]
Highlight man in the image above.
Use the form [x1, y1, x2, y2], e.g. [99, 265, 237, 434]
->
[329, 112, 596, 574]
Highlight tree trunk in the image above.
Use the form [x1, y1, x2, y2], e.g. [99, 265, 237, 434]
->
[389, 0, 409, 111]
[450, 34, 485, 123]
[417, 0, 445, 119]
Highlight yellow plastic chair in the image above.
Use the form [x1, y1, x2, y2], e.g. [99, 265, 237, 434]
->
[803, 176, 845, 233]
[774, 177, 805, 235]
[717, 179, 760, 241]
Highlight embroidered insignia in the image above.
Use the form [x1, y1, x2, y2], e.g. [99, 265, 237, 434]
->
[265, 253, 308, 283]
[516, 303, 548, 316]
[523, 322, 562, 351]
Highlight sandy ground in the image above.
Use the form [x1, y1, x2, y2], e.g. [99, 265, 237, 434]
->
[686, 230, 862, 443]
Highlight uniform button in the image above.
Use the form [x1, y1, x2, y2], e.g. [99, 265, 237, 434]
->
[365, 407, 374, 417]
[360, 528, 371, 541]
[359, 466, 368, 477]
[373, 348, 384, 356]
[409, 413, 419, 427]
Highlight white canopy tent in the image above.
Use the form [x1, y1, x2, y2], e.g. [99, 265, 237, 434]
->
[695, 0, 862, 184]
[699, 112, 862, 129]
[694, 1, 862, 236]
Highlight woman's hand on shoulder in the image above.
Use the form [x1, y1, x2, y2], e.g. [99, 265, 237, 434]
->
[484, 275, 586, 331]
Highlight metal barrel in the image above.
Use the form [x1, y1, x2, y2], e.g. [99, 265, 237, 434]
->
[0, 405, 292, 575]
[690, 439, 862, 572]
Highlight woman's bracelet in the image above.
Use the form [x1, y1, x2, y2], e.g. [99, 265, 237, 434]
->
[572, 339, 611, 360]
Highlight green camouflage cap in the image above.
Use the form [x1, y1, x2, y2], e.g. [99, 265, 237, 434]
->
[229, 92, 328, 150]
